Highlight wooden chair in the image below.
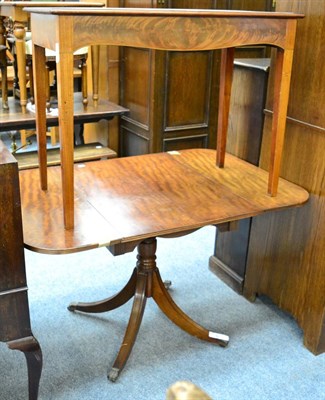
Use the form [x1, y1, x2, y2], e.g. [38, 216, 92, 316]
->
[19, 37, 88, 147]
[0, 1, 101, 148]
[0, 16, 8, 110]
[25, 37, 89, 109]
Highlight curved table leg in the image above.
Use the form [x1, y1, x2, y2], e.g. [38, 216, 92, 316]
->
[8, 336, 43, 400]
[68, 238, 228, 382]
[68, 268, 137, 313]
[152, 268, 229, 347]
[108, 272, 147, 382]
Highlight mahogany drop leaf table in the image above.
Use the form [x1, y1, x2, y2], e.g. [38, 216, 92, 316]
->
[19, 149, 309, 381]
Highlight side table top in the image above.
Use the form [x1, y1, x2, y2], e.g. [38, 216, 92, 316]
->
[1, 2, 104, 9]
[19, 149, 309, 255]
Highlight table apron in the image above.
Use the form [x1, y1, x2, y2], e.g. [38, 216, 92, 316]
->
[30, 14, 295, 52]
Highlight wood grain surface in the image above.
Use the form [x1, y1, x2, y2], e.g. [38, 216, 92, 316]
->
[19, 149, 309, 254]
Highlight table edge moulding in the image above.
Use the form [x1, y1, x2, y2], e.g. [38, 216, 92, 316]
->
[24, 7, 304, 229]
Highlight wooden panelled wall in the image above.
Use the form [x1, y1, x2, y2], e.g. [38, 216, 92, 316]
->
[242, 0, 325, 355]
[109, 0, 324, 354]
[119, 0, 220, 156]
[118, 0, 273, 156]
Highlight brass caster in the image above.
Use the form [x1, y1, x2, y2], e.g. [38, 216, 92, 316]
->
[163, 280, 172, 290]
[108, 367, 120, 382]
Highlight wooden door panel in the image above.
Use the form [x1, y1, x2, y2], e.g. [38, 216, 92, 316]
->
[229, 0, 273, 11]
[168, 0, 217, 8]
[163, 135, 207, 151]
[122, 0, 157, 7]
[120, 127, 150, 156]
[121, 48, 151, 128]
[164, 52, 212, 129]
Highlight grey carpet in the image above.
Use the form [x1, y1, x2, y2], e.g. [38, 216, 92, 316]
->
[1, 226, 324, 399]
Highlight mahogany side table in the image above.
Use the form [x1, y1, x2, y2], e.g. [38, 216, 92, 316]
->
[25, 7, 303, 229]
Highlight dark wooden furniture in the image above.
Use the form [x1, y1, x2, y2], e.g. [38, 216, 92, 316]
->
[0, 93, 127, 167]
[209, 0, 325, 356]
[119, 0, 220, 156]
[0, 93, 127, 132]
[14, 142, 116, 170]
[0, 140, 42, 400]
[243, 0, 325, 355]
[18, 148, 309, 381]
[0, 16, 8, 110]
[210, 58, 270, 292]
[26, 7, 303, 229]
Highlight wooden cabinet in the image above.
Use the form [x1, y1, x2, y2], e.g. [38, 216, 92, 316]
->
[119, 0, 274, 156]
[210, 59, 270, 292]
[119, 0, 220, 156]
[0, 141, 42, 398]
[211, 0, 325, 355]
[243, 0, 325, 355]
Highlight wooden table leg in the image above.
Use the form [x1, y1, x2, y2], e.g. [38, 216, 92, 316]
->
[68, 238, 229, 382]
[81, 56, 88, 106]
[13, 20, 27, 113]
[268, 47, 294, 196]
[56, 50, 75, 229]
[68, 268, 137, 313]
[216, 47, 235, 168]
[91, 45, 99, 104]
[33, 44, 48, 191]
[8, 336, 43, 400]
[108, 273, 147, 382]
[152, 268, 229, 347]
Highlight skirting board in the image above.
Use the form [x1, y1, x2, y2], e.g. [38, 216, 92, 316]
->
[209, 255, 244, 294]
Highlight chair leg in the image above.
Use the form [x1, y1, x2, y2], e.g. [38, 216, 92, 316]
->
[45, 62, 51, 111]
[0, 64, 8, 110]
[20, 129, 27, 147]
[28, 58, 34, 104]
[49, 127, 57, 147]
[0, 17, 8, 110]
[20, 129, 36, 147]
[8, 336, 43, 400]
[81, 57, 88, 106]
